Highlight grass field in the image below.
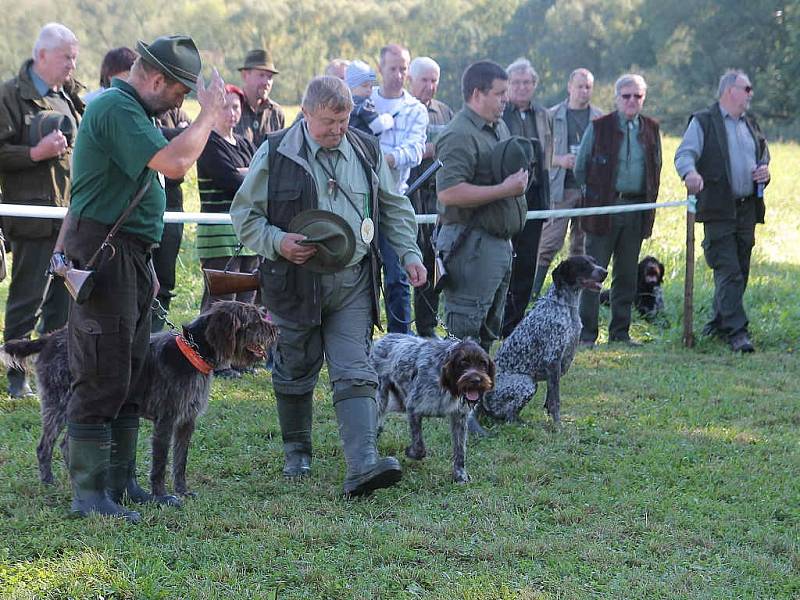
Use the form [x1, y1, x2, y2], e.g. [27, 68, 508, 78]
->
[0, 135, 798, 599]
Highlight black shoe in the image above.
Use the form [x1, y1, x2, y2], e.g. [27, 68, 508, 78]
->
[729, 332, 755, 353]
[276, 392, 313, 478]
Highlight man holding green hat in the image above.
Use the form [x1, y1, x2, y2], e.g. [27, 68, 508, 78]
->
[57, 34, 226, 522]
[231, 75, 426, 497]
[236, 49, 285, 147]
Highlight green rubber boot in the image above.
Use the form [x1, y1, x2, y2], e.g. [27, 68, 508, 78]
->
[275, 392, 313, 477]
[67, 422, 140, 523]
[108, 416, 181, 507]
[335, 396, 402, 497]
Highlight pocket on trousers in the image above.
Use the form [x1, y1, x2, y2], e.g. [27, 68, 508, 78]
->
[71, 313, 123, 378]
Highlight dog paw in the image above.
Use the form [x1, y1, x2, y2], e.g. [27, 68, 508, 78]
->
[453, 470, 470, 484]
[405, 446, 427, 460]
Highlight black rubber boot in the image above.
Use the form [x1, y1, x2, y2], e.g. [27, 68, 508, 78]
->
[531, 265, 549, 298]
[7, 367, 33, 398]
[335, 396, 402, 497]
[108, 415, 181, 507]
[275, 392, 313, 477]
[67, 422, 140, 523]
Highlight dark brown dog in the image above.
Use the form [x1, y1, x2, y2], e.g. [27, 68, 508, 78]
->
[2, 301, 277, 497]
[371, 335, 495, 483]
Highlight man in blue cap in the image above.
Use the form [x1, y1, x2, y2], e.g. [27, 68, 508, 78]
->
[56, 35, 226, 522]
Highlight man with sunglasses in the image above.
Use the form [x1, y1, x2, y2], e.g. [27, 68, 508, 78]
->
[574, 73, 661, 347]
[675, 70, 769, 353]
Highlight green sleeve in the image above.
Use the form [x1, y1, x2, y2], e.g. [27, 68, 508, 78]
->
[100, 102, 167, 181]
[376, 151, 422, 267]
[230, 141, 286, 260]
[435, 130, 477, 192]
[574, 122, 594, 186]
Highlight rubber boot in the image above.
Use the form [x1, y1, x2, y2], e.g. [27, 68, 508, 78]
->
[275, 392, 313, 477]
[108, 415, 181, 507]
[67, 422, 140, 523]
[531, 265, 549, 298]
[7, 367, 33, 398]
[335, 396, 402, 497]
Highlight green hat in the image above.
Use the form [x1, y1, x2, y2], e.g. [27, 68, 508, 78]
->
[287, 210, 355, 274]
[491, 136, 538, 192]
[27, 110, 76, 147]
[136, 35, 202, 91]
[239, 49, 279, 74]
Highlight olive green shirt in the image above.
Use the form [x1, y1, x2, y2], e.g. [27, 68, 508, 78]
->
[575, 112, 646, 195]
[69, 79, 168, 242]
[435, 106, 526, 239]
[231, 123, 422, 268]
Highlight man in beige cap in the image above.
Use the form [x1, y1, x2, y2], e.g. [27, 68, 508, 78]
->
[236, 49, 285, 146]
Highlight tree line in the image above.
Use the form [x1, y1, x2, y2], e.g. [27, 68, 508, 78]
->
[2, 0, 796, 137]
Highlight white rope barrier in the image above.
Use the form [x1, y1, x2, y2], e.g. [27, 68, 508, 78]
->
[0, 200, 690, 225]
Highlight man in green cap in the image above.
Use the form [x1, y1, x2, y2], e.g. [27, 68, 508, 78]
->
[435, 60, 528, 353]
[236, 49, 285, 147]
[231, 75, 426, 497]
[0, 23, 83, 397]
[56, 34, 226, 522]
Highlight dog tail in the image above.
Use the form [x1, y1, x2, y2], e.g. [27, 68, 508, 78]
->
[0, 337, 50, 370]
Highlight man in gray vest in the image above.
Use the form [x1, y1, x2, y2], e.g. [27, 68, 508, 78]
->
[533, 68, 602, 297]
[0, 23, 82, 397]
[231, 76, 426, 497]
[675, 70, 769, 353]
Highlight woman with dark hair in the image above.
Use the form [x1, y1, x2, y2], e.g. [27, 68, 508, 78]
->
[83, 47, 136, 103]
[196, 84, 258, 376]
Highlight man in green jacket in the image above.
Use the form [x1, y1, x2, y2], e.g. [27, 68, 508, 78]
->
[231, 76, 426, 497]
[0, 23, 83, 397]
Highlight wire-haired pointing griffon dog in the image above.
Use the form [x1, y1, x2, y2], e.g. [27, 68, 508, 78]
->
[371, 335, 495, 483]
[2, 301, 277, 501]
[481, 255, 607, 425]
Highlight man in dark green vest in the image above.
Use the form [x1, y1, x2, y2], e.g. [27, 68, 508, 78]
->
[675, 69, 770, 353]
[575, 73, 661, 347]
[231, 76, 426, 497]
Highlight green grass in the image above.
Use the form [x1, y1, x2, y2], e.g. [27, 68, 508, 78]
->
[1, 136, 799, 599]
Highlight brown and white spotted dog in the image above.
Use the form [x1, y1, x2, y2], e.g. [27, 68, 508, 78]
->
[2, 301, 277, 498]
[371, 334, 495, 483]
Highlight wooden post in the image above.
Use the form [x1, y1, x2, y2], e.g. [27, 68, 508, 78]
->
[683, 196, 696, 348]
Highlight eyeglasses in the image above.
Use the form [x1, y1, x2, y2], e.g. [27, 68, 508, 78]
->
[735, 84, 753, 93]
[620, 93, 644, 100]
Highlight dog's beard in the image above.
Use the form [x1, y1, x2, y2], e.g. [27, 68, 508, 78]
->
[456, 369, 494, 408]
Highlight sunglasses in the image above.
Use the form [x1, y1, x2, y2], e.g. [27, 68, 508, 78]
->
[620, 93, 644, 100]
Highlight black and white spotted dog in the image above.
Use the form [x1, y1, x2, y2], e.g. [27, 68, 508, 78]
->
[2, 301, 277, 499]
[481, 255, 607, 424]
[371, 335, 495, 483]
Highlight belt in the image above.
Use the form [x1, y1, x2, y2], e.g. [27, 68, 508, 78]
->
[74, 217, 155, 253]
[615, 192, 645, 201]
[734, 195, 755, 204]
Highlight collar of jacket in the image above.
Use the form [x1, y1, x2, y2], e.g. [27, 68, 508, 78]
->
[17, 59, 85, 109]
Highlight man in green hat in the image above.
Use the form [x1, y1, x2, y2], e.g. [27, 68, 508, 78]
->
[0, 23, 83, 398]
[231, 75, 426, 497]
[236, 49, 285, 147]
[57, 34, 226, 522]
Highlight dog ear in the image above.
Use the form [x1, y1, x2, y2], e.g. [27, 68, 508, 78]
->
[656, 258, 665, 282]
[439, 347, 462, 398]
[204, 305, 240, 361]
[551, 261, 567, 287]
[486, 355, 497, 389]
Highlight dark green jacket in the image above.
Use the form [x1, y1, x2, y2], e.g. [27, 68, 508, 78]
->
[0, 60, 84, 239]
